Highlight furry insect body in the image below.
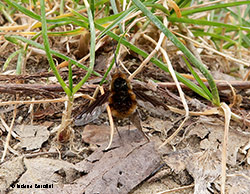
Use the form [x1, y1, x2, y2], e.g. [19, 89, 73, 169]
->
[75, 67, 167, 143]
[109, 71, 137, 119]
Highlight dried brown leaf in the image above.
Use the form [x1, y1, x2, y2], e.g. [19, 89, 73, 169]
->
[14, 125, 50, 150]
[82, 124, 110, 145]
[45, 130, 162, 194]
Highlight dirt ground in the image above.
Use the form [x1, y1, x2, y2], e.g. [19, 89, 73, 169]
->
[0, 10, 250, 194]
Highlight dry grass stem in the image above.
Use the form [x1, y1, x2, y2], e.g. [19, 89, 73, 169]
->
[0, 98, 67, 106]
[126, 15, 147, 33]
[142, 17, 190, 148]
[1, 102, 17, 162]
[90, 86, 101, 105]
[168, 106, 219, 116]
[156, 184, 194, 194]
[128, 33, 164, 80]
[78, 35, 108, 64]
[99, 86, 115, 150]
[178, 23, 202, 62]
[173, 31, 250, 67]
[181, 0, 223, 11]
[159, 116, 189, 148]
[56, 95, 74, 143]
[28, 97, 35, 125]
[220, 102, 232, 194]
[0, 115, 19, 138]
[142, 23, 189, 117]
[243, 68, 250, 81]
[227, 173, 250, 181]
[119, 60, 132, 75]
[226, 81, 237, 108]
[0, 25, 30, 31]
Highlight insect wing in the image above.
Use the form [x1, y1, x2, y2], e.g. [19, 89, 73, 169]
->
[75, 105, 104, 126]
[74, 91, 110, 126]
[133, 90, 169, 117]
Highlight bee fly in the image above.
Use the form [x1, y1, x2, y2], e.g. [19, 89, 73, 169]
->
[109, 68, 137, 119]
[75, 64, 169, 142]
[75, 66, 149, 141]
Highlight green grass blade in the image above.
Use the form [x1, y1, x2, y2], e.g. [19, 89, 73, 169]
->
[242, 33, 250, 47]
[95, 12, 123, 24]
[100, 33, 125, 85]
[168, 17, 250, 32]
[181, 1, 250, 16]
[110, 0, 123, 33]
[96, 3, 169, 25]
[3, 49, 22, 71]
[97, 1, 170, 38]
[132, 0, 219, 105]
[70, 10, 211, 101]
[60, 0, 64, 15]
[223, 8, 250, 27]
[5, 35, 101, 77]
[16, 49, 23, 75]
[102, 32, 211, 101]
[97, 5, 136, 38]
[4, 0, 89, 27]
[4, 0, 41, 21]
[144, 3, 170, 15]
[95, 0, 109, 7]
[68, 61, 73, 92]
[40, 0, 71, 96]
[182, 56, 212, 99]
[192, 31, 237, 45]
[90, 0, 95, 17]
[73, 0, 96, 94]
[0, 2, 14, 23]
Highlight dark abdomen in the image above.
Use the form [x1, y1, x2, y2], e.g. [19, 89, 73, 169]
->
[109, 90, 137, 118]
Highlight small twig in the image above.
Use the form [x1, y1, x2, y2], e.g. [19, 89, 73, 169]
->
[0, 83, 97, 96]
[1, 80, 250, 96]
[24, 151, 59, 158]
[0, 115, 19, 138]
[0, 98, 67, 106]
[0, 94, 94, 107]
[1, 100, 18, 162]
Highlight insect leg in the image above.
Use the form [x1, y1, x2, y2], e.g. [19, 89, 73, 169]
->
[129, 109, 149, 142]
[115, 123, 122, 139]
